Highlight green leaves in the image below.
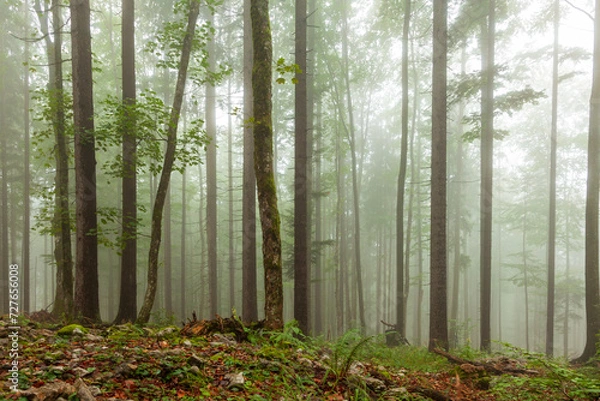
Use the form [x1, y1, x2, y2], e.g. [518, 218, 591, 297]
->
[275, 57, 301, 85]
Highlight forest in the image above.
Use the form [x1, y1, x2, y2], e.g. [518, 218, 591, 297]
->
[1, 0, 600, 392]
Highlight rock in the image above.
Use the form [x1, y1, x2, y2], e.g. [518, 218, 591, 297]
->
[225, 372, 245, 391]
[364, 376, 386, 392]
[188, 354, 207, 368]
[85, 333, 104, 342]
[16, 380, 77, 400]
[182, 339, 192, 347]
[74, 378, 96, 401]
[189, 366, 201, 375]
[157, 327, 176, 337]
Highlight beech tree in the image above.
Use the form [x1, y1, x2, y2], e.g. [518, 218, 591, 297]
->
[251, 0, 284, 331]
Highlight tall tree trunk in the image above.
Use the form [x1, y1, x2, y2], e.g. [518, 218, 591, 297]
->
[341, 3, 366, 331]
[429, 0, 448, 351]
[575, 0, 600, 364]
[227, 80, 235, 312]
[22, 0, 31, 313]
[71, 0, 100, 323]
[114, 0, 138, 324]
[545, 0, 559, 357]
[450, 49, 467, 348]
[335, 123, 346, 335]
[181, 169, 187, 318]
[314, 97, 323, 334]
[242, 0, 258, 323]
[137, 0, 200, 324]
[164, 187, 173, 315]
[294, 0, 309, 334]
[251, 0, 284, 330]
[522, 211, 531, 350]
[396, 0, 411, 339]
[479, 0, 495, 352]
[0, 92, 7, 315]
[206, 10, 218, 318]
[34, 0, 74, 320]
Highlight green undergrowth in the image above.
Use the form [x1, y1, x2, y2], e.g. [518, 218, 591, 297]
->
[2, 319, 599, 401]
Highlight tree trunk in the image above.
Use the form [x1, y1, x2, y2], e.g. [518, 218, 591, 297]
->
[22, 0, 31, 313]
[34, 0, 74, 320]
[206, 10, 218, 318]
[429, 0, 448, 351]
[114, 0, 138, 324]
[0, 93, 7, 315]
[294, 0, 309, 334]
[251, 0, 284, 330]
[227, 80, 235, 312]
[71, 0, 100, 323]
[242, 0, 258, 323]
[545, 0, 559, 357]
[164, 186, 173, 315]
[181, 169, 187, 319]
[396, 0, 411, 339]
[137, 0, 200, 324]
[479, 0, 495, 352]
[341, 3, 366, 331]
[575, 0, 600, 364]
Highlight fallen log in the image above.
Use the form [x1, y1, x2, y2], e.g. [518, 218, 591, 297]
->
[433, 348, 538, 376]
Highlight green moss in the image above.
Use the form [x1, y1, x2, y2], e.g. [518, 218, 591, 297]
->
[57, 324, 88, 336]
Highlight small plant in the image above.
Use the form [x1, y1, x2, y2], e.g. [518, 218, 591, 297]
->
[269, 320, 306, 349]
[327, 329, 372, 379]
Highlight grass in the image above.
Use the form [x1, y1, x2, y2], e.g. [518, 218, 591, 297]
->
[1, 319, 599, 401]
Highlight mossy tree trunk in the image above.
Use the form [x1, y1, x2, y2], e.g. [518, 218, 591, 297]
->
[251, 0, 284, 331]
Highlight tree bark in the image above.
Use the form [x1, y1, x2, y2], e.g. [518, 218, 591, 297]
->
[242, 0, 258, 323]
[206, 10, 218, 318]
[114, 0, 138, 324]
[137, 0, 200, 324]
[575, 0, 600, 364]
[251, 0, 284, 330]
[22, 0, 31, 313]
[396, 0, 411, 339]
[71, 0, 100, 323]
[546, 0, 559, 357]
[429, 0, 448, 351]
[341, 3, 366, 331]
[294, 0, 309, 334]
[479, 0, 495, 352]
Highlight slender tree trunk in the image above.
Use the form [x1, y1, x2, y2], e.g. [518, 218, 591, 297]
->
[242, 0, 258, 323]
[429, 0, 448, 351]
[341, 3, 366, 331]
[71, 0, 100, 323]
[227, 81, 235, 312]
[206, 10, 218, 318]
[575, 0, 600, 363]
[34, 0, 74, 320]
[480, 0, 495, 352]
[164, 187, 173, 315]
[450, 50, 467, 348]
[22, 0, 31, 312]
[314, 98, 323, 334]
[137, 0, 200, 324]
[198, 162, 207, 318]
[522, 212, 531, 350]
[0, 93, 7, 315]
[294, 0, 309, 334]
[251, 0, 284, 330]
[545, 0, 560, 357]
[181, 169, 187, 318]
[114, 0, 138, 324]
[396, 0, 411, 339]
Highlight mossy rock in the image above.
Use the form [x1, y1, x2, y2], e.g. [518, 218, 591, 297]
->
[57, 324, 88, 337]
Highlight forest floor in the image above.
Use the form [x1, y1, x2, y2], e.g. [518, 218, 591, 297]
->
[0, 313, 599, 401]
